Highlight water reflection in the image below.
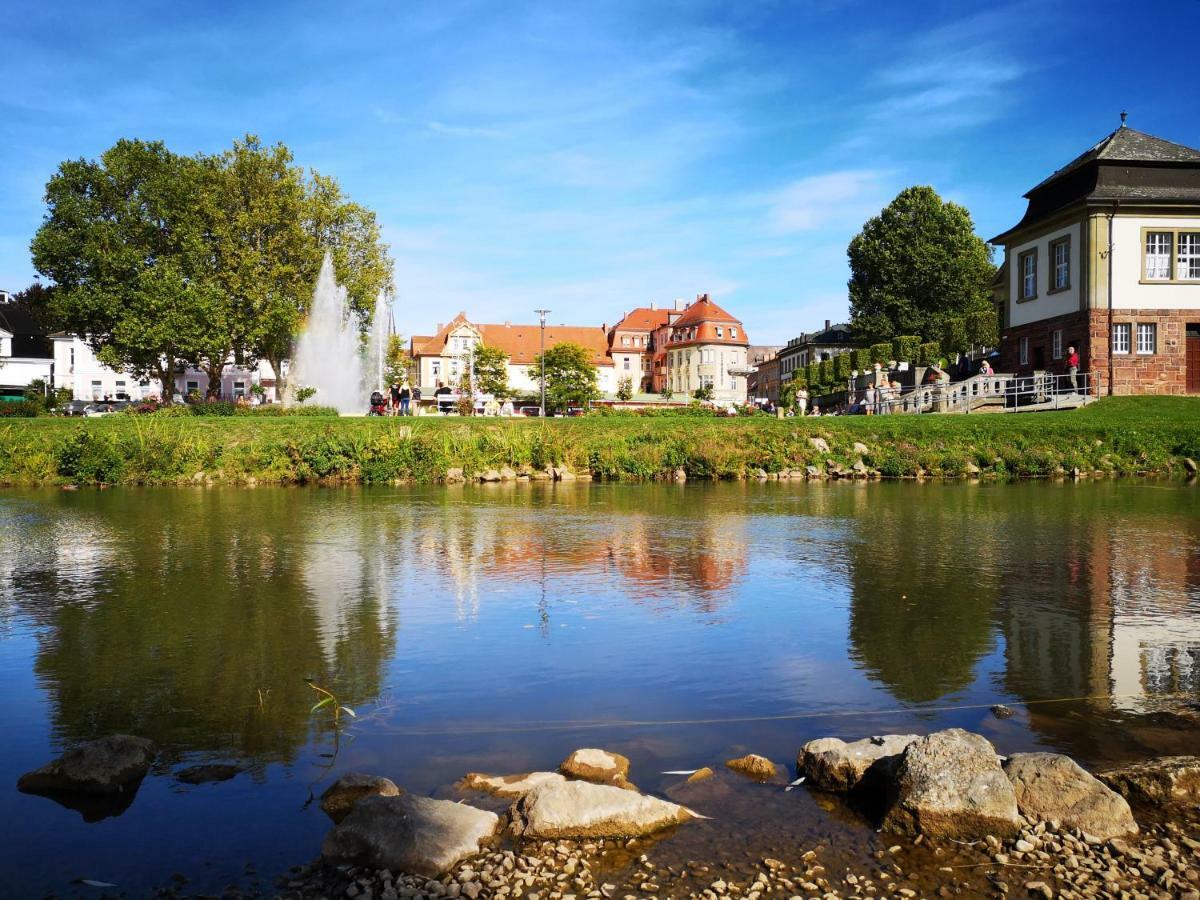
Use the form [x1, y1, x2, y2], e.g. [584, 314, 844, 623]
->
[2, 490, 396, 765]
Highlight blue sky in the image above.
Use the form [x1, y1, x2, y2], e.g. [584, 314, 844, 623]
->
[3, 0, 1198, 343]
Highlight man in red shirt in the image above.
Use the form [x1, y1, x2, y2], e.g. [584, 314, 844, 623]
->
[1066, 346, 1080, 392]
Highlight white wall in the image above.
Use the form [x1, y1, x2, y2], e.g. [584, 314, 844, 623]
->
[1111, 214, 1200, 310]
[1008, 222, 1082, 327]
[0, 357, 52, 388]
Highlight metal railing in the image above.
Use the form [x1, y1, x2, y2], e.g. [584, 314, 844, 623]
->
[851, 371, 1100, 415]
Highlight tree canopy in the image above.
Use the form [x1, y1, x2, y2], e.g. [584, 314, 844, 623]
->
[848, 186, 996, 346]
[473, 344, 511, 399]
[29, 135, 392, 400]
[533, 342, 599, 412]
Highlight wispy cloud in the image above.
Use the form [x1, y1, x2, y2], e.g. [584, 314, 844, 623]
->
[765, 170, 894, 233]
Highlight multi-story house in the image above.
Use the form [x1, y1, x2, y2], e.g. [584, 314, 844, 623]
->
[608, 304, 676, 393]
[991, 117, 1200, 395]
[409, 313, 617, 397]
[659, 294, 751, 402]
[775, 321, 855, 388]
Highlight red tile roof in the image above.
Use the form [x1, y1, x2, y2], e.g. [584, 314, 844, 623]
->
[411, 313, 612, 366]
[613, 307, 673, 332]
[671, 294, 741, 327]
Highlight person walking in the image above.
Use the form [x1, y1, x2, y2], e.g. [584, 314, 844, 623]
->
[389, 382, 401, 416]
[398, 381, 411, 416]
[797, 388, 808, 417]
[1066, 346, 1080, 393]
[863, 383, 877, 416]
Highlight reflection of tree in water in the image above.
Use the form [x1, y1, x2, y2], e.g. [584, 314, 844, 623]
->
[846, 486, 1001, 703]
[23, 489, 396, 765]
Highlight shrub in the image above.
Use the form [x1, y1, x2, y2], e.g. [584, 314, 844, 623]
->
[849, 348, 865, 371]
[832, 354, 850, 382]
[868, 342, 891, 365]
[918, 341, 941, 366]
[616, 376, 634, 401]
[0, 400, 39, 417]
[818, 358, 832, 386]
[940, 317, 969, 356]
[891, 335, 921, 363]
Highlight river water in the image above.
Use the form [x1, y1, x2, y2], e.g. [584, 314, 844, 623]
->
[0, 482, 1197, 897]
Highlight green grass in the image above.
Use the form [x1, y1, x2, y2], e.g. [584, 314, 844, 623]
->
[0, 397, 1197, 486]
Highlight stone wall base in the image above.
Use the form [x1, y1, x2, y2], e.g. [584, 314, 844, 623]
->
[1000, 308, 1199, 396]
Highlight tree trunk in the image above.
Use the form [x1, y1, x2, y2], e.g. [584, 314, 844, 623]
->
[159, 368, 175, 404]
[269, 354, 288, 404]
[204, 362, 224, 400]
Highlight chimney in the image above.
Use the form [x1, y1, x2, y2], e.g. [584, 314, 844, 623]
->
[674, 298, 686, 311]
[825, 319, 831, 331]
[649, 301, 655, 310]
[697, 293, 709, 303]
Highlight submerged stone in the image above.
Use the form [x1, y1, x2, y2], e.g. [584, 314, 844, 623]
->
[320, 772, 403, 823]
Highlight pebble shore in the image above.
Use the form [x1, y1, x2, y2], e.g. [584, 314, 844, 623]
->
[261, 814, 1200, 900]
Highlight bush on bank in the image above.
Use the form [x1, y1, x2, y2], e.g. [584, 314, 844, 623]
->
[0, 398, 1196, 486]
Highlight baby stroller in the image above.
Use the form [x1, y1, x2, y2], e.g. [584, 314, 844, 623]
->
[368, 390, 387, 416]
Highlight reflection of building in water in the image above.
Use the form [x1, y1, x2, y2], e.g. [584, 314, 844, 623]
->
[1002, 513, 1200, 719]
[395, 490, 749, 620]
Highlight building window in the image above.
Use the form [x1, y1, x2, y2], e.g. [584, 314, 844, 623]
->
[1052, 330, 1062, 360]
[621, 336, 629, 346]
[1019, 337, 1029, 366]
[730, 328, 738, 339]
[431, 361, 441, 378]
[1112, 323, 1131, 355]
[1019, 249, 1037, 300]
[1136, 323, 1157, 355]
[715, 326, 724, 338]
[623, 357, 631, 370]
[91, 380, 102, 399]
[1145, 232, 1172, 280]
[186, 380, 198, 393]
[234, 381, 246, 397]
[1179, 233, 1200, 280]
[1050, 237, 1070, 291]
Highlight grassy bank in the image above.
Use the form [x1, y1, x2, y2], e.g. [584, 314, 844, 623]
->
[0, 398, 1197, 486]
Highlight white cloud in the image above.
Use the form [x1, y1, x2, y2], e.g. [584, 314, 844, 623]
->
[765, 170, 893, 233]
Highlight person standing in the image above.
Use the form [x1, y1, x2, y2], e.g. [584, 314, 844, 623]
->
[863, 383, 876, 416]
[797, 388, 808, 417]
[389, 382, 401, 416]
[1066, 346, 1080, 392]
[398, 381, 411, 416]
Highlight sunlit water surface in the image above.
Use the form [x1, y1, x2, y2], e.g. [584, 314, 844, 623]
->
[0, 482, 1197, 897]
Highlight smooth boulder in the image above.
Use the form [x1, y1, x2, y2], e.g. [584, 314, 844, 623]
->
[798, 734, 920, 794]
[460, 771, 566, 798]
[320, 772, 403, 823]
[1004, 753, 1137, 839]
[322, 794, 499, 877]
[1097, 756, 1200, 808]
[882, 729, 1020, 839]
[17, 735, 157, 795]
[512, 780, 692, 839]
[560, 748, 635, 789]
[725, 754, 778, 781]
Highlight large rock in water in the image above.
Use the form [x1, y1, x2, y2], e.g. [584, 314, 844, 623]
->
[511, 780, 692, 839]
[320, 772, 403, 823]
[725, 754, 778, 781]
[1004, 753, 1137, 839]
[798, 735, 920, 794]
[560, 748, 636, 789]
[881, 729, 1020, 839]
[17, 735, 157, 795]
[1097, 756, 1200, 808]
[460, 771, 566, 798]
[322, 795, 499, 877]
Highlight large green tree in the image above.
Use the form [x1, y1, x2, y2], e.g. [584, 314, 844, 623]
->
[473, 344, 510, 398]
[208, 136, 392, 399]
[30, 140, 223, 399]
[31, 135, 392, 402]
[848, 186, 996, 345]
[533, 342, 599, 412]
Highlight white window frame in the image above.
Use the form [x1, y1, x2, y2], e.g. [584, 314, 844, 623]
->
[1019, 336, 1029, 366]
[730, 328, 738, 339]
[1179, 233, 1200, 280]
[186, 380, 199, 393]
[1051, 237, 1070, 291]
[1112, 323, 1131, 355]
[233, 381, 247, 397]
[1019, 249, 1037, 300]
[1052, 330, 1062, 360]
[1145, 231, 1172, 281]
[1136, 322, 1157, 355]
[715, 326, 723, 338]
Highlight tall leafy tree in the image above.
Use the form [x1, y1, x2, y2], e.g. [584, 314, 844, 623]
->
[30, 140, 220, 400]
[848, 186, 996, 345]
[382, 334, 410, 387]
[473, 344, 510, 398]
[533, 342, 599, 412]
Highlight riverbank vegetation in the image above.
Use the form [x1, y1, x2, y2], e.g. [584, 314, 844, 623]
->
[0, 398, 1196, 486]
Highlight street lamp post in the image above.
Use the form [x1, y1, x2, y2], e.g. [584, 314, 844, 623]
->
[534, 309, 550, 417]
